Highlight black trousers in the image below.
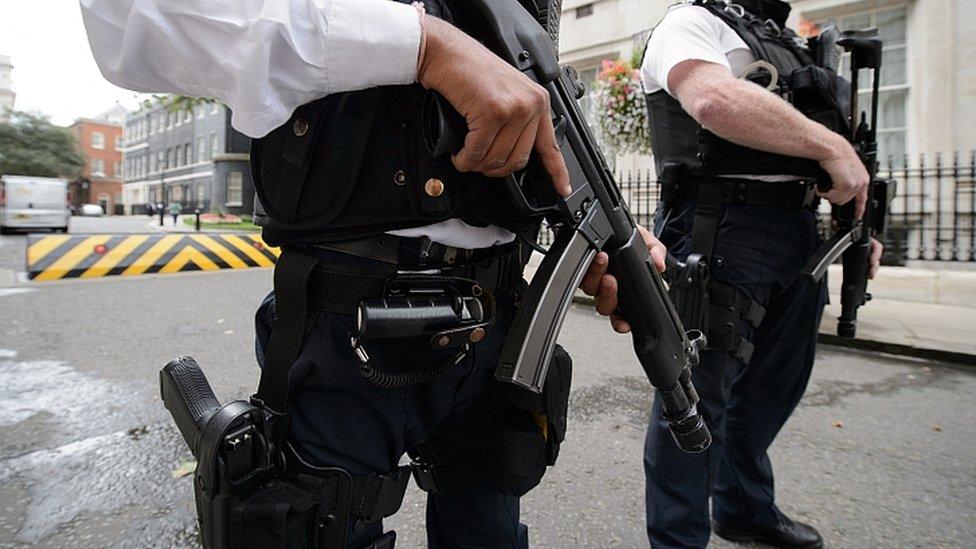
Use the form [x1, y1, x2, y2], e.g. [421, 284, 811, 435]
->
[645, 201, 828, 548]
[255, 249, 528, 548]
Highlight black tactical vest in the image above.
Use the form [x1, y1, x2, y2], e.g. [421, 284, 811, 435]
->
[645, 0, 850, 179]
[251, 0, 536, 247]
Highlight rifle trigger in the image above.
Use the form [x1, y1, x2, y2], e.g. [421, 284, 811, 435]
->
[553, 116, 568, 144]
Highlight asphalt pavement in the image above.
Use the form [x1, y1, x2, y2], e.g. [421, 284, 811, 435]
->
[1, 217, 974, 548]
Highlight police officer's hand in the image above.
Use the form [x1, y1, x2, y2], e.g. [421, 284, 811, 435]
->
[818, 136, 870, 219]
[580, 225, 667, 334]
[868, 237, 884, 279]
[417, 17, 571, 196]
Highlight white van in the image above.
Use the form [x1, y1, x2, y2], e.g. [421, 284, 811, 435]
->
[0, 175, 70, 234]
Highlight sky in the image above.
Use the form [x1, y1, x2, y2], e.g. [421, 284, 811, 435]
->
[0, 1, 145, 125]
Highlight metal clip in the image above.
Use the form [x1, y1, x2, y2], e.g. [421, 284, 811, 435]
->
[350, 336, 370, 364]
[724, 3, 745, 18]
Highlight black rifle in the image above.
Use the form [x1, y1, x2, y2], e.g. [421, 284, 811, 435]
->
[802, 29, 895, 337]
[426, 0, 710, 453]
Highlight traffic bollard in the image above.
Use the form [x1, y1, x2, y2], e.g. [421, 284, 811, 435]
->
[195, 209, 201, 232]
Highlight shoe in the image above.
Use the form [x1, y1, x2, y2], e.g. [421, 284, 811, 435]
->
[712, 517, 823, 548]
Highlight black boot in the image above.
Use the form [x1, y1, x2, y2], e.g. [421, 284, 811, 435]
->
[712, 516, 823, 548]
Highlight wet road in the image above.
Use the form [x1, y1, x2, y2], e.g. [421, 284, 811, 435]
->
[1, 220, 974, 548]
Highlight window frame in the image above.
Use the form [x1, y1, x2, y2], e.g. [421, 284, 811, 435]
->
[225, 171, 244, 207]
[820, 5, 910, 164]
[91, 132, 105, 150]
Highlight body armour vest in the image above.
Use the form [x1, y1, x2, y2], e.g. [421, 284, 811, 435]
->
[645, 0, 851, 179]
[251, 0, 538, 247]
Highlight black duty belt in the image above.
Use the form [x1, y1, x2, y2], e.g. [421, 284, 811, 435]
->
[313, 233, 481, 268]
[302, 235, 526, 315]
[661, 176, 818, 209]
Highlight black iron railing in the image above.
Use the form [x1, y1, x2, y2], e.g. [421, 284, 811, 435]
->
[538, 152, 976, 263]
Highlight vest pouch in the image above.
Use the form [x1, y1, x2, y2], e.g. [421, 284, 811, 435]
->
[504, 344, 573, 466]
[789, 66, 851, 136]
[250, 89, 381, 227]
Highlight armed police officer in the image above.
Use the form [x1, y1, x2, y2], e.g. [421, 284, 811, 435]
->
[586, 0, 884, 547]
[82, 0, 667, 547]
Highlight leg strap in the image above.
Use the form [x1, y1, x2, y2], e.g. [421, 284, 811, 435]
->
[705, 281, 766, 364]
[253, 249, 319, 416]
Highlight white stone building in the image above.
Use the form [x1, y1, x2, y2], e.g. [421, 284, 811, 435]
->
[559, 0, 976, 170]
[0, 55, 14, 113]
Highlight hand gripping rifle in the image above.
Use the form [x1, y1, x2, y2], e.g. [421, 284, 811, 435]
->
[802, 29, 896, 337]
[426, 0, 710, 452]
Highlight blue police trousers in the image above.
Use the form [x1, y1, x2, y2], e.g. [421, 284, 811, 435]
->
[255, 250, 528, 548]
[646, 202, 828, 548]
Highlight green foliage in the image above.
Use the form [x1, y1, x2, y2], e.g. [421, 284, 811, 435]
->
[0, 110, 85, 178]
[139, 94, 218, 113]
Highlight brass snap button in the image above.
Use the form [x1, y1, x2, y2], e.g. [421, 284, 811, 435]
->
[393, 170, 407, 186]
[293, 118, 309, 136]
[424, 178, 445, 197]
[469, 327, 486, 343]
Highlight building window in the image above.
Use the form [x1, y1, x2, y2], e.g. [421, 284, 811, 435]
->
[91, 132, 105, 149]
[91, 158, 105, 175]
[184, 109, 193, 123]
[168, 147, 176, 169]
[175, 109, 183, 127]
[150, 116, 157, 135]
[114, 161, 122, 177]
[197, 181, 207, 206]
[211, 102, 220, 115]
[226, 171, 243, 206]
[196, 105, 205, 119]
[177, 145, 185, 166]
[115, 135, 123, 150]
[168, 111, 175, 129]
[185, 143, 194, 165]
[576, 4, 594, 18]
[197, 136, 208, 162]
[833, 7, 908, 164]
[210, 133, 219, 158]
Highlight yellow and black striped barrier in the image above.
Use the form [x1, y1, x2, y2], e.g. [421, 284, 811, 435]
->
[26, 233, 280, 281]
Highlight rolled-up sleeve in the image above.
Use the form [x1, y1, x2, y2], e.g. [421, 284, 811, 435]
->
[640, 6, 731, 97]
[80, 0, 421, 137]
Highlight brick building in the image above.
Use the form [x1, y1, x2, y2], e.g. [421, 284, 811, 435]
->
[67, 105, 127, 214]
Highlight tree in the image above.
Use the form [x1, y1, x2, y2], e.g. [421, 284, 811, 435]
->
[0, 110, 85, 178]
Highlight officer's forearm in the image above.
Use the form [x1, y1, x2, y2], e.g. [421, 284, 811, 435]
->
[672, 61, 847, 164]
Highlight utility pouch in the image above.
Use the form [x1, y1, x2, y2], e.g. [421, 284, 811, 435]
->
[409, 345, 573, 497]
[250, 89, 381, 228]
[505, 344, 573, 465]
[789, 65, 851, 136]
[229, 473, 347, 549]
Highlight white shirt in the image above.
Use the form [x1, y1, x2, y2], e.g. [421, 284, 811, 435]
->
[640, 4, 803, 182]
[641, 4, 755, 95]
[80, 0, 515, 249]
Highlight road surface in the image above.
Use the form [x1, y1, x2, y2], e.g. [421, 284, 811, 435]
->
[1, 217, 973, 547]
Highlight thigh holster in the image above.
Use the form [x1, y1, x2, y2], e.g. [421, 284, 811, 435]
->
[660, 172, 793, 364]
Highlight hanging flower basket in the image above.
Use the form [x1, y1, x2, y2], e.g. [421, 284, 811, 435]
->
[594, 58, 651, 157]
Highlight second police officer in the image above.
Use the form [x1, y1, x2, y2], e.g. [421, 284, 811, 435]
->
[630, 0, 884, 547]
